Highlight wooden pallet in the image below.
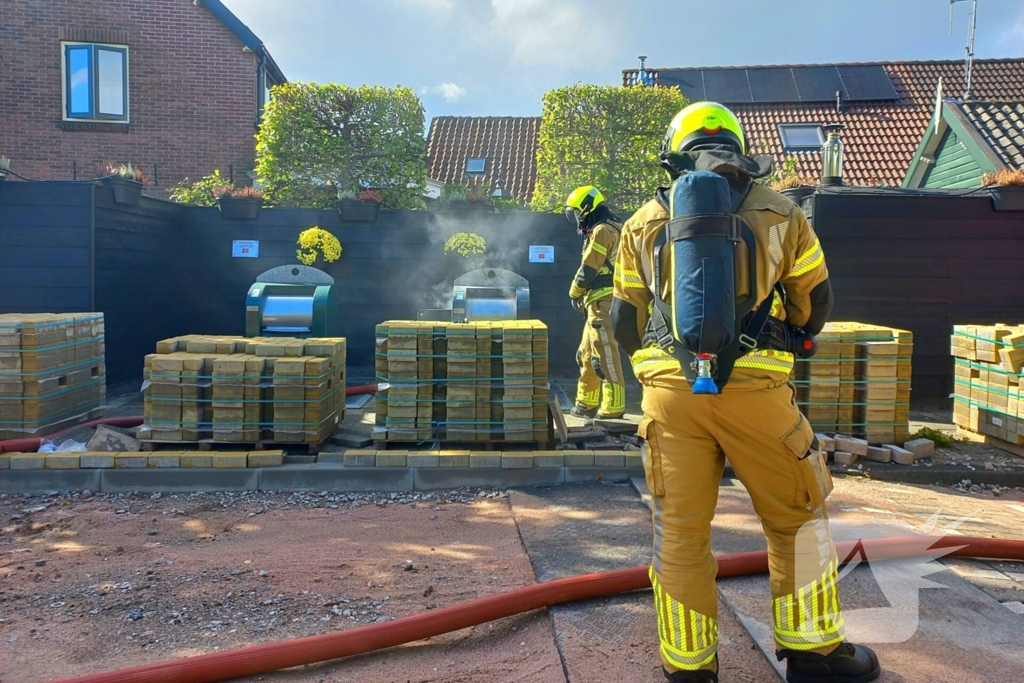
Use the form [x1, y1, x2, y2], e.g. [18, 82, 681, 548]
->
[139, 438, 326, 455]
[0, 408, 106, 441]
[956, 428, 1024, 459]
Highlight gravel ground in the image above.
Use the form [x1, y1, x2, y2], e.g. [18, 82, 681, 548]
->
[0, 488, 568, 683]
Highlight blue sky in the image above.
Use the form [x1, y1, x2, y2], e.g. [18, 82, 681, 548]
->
[223, 0, 1024, 120]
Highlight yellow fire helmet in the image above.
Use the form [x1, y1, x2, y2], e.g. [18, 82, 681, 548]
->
[660, 101, 747, 156]
[565, 185, 606, 218]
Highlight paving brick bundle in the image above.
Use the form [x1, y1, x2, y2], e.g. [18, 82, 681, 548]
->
[792, 322, 912, 445]
[375, 321, 549, 443]
[141, 335, 345, 444]
[951, 324, 1024, 445]
[0, 313, 106, 439]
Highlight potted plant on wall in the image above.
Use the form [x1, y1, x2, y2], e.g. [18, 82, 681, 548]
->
[0, 154, 10, 183]
[214, 185, 264, 220]
[982, 169, 1024, 211]
[296, 226, 343, 266]
[98, 162, 152, 205]
[443, 232, 488, 270]
[337, 188, 381, 222]
[439, 184, 493, 216]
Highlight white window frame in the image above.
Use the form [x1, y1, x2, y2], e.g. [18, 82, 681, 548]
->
[465, 157, 487, 174]
[778, 124, 824, 152]
[61, 41, 130, 123]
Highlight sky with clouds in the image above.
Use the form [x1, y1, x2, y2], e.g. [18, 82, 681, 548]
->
[222, 0, 1024, 121]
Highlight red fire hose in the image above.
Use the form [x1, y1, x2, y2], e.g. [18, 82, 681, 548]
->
[0, 416, 144, 454]
[345, 383, 378, 397]
[50, 535, 1024, 683]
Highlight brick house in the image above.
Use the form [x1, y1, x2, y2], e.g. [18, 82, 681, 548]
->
[425, 59, 1024, 203]
[0, 0, 285, 193]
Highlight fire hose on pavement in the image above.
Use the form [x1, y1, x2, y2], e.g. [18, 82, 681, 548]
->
[50, 535, 1024, 683]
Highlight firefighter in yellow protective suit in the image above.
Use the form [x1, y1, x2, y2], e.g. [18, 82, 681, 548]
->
[610, 103, 880, 683]
[565, 186, 626, 419]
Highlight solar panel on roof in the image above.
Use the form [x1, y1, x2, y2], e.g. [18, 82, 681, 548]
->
[793, 66, 847, 102]
[837, 65, 899, 101]
[748, 67, 801, 103]
[702, 69, 753, 103]
[656, 69, 705, 102]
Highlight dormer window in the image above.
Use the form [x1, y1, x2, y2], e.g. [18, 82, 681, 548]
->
[466, 158, 486, 175]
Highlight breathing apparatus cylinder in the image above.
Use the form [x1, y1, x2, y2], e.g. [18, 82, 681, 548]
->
[665, 171, 740, 395]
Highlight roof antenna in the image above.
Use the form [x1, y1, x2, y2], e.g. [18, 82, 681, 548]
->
[950, 0, 979, 100]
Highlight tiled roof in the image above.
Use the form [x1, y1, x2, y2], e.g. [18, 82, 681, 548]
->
[954, 100, 1024, 170]
[426, 116, 541, 203]
[623, 59, 1024, 187]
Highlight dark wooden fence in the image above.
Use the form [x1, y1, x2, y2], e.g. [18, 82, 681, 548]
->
[2, 180, 1022, 404]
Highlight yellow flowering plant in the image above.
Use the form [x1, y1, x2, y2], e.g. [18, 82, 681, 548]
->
[443, 232, 487, 258]
[296, 226, 342, 266]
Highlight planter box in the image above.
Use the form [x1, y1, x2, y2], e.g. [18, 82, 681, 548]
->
[217, 196, 263, 220]
[337, 200, 379, 222]
[780, 186, 817, 204]
[102, 177, 143, 205]
[988, 186, 1024, 212]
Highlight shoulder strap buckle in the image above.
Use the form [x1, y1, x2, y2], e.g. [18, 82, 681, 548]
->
[738, 333, 758, 350]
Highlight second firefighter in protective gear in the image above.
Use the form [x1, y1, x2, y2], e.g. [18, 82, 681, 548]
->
[566, 186, 627, 419]
[611, 102, 880, 683]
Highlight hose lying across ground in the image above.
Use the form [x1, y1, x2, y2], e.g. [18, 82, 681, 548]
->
[51, 535, 1024, 683]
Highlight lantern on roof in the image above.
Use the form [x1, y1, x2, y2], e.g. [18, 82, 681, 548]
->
[821, 123, 845, 186]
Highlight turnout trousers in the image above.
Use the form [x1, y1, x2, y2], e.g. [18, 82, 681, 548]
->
[575, 297, 626, 417]
[639, 382, 844, 673]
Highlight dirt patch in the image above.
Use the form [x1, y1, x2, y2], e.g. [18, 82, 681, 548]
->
[0, 489, 564, 683]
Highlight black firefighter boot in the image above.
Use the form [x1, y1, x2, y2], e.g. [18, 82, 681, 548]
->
[663, 656, 719, 682]
[778, 643, 881, 683]
[570, 404, 598, 419]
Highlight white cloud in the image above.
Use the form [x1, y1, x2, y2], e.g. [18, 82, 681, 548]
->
[487, 0, 614, 69]
[423, 82, 468, 102]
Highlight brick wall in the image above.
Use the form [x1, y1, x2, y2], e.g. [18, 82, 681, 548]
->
[0, 0, 261, 195]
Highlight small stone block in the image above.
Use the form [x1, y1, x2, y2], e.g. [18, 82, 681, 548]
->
[593, 450, 626, 468]
[10, 453, 45, 470]
[408, 453, 440, 468]
[501, 453, 534, 469]
[469, 452, 501, 468]
[148, 454, 182, 468]
[834, 435, 868, 456]
[180, 453, 214, 468]
[45, 455, 80, 469]
[0, 454, 10, 469]
[884, 444, 916, 466]
[438, 451, 471, 467]
[342, 450, 376, 467]
[903, 438, 935, 459]
[114, 453, 149, 469]
[376, 451, 408, 467]
[316, 452, 347, 465]
[833, 451, 858, 466]
[81, 452, 116, 469]
[533, 451, 565, 468]
[815, 433, 835, 453]
[211, 453, 248, 469]
[564, 450, 595, 467]
[863, 446, 892, 463]
[248, 450, 284, 468]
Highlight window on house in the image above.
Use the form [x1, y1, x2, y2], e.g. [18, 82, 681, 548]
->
[63, 43, 128, 121]
[466, 158, 486, 174]
[778, 124, 825, 152]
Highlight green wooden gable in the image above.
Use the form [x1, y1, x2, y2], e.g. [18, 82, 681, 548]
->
[903, 82, 1013, 189]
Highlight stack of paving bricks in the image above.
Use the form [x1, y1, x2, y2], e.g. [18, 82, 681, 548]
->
[792, 322, 912, 445]
[0, 449, 285, 471]
[951, 324, 1024, 446]
[0, 313, 106, 440]
[141, 335, 345, 445]
[375, 321, 549, 443]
